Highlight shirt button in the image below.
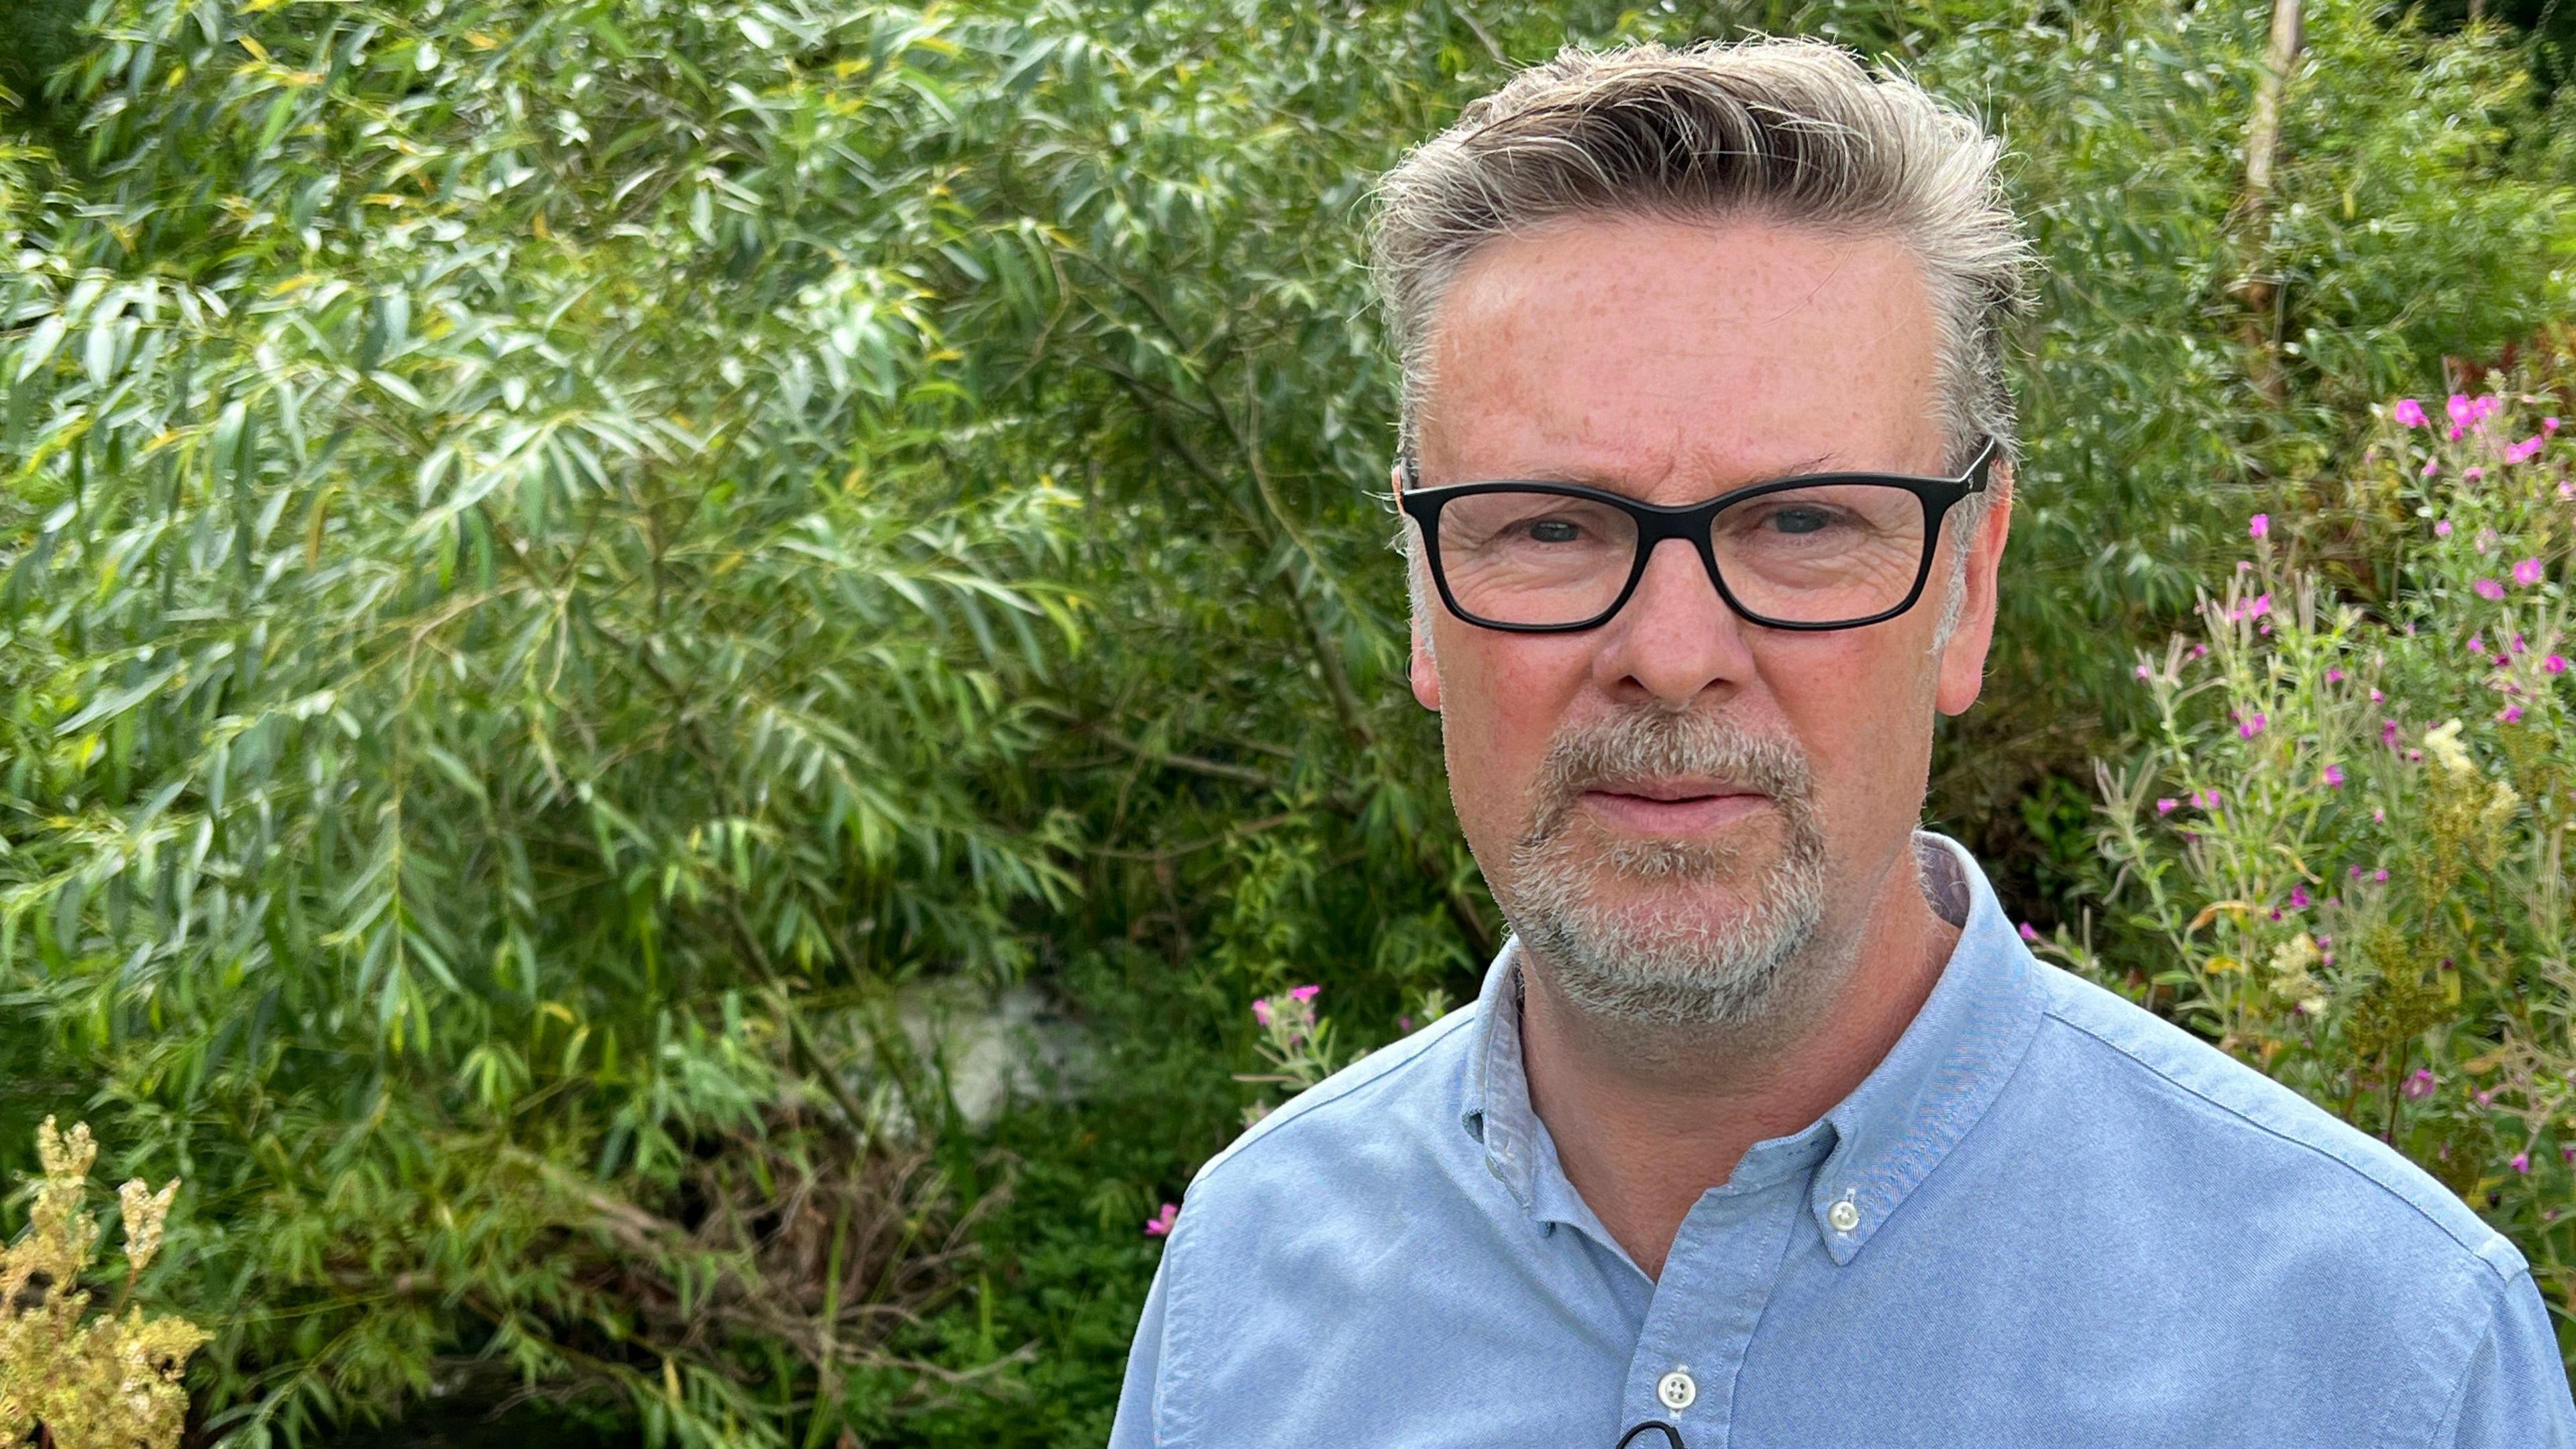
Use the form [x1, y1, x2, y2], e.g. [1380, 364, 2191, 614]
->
[1827, 1197, 1862, 1233]
[1656, 1370, 1697, 1411]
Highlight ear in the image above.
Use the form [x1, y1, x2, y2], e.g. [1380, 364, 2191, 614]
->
[1934, 464, 2012, 717]
[1396, 462, 1442, 712]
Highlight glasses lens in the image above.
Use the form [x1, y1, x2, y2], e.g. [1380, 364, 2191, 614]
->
[1711, 482, 1928, 625]
[1434, 490, 1640, 627]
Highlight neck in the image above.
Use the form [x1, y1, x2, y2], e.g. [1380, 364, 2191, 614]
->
[1517, 843, 1960, 1279]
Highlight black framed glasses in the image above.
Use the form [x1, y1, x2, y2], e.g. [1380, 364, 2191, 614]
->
[1397, 438, 1997, 633]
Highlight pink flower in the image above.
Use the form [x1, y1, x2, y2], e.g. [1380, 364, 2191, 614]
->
[2449, 394, 2475, 426]
[2373, 867, 2387, 881]
[2135, 663, 2153, 681]
[1289, 983, 1321, 1004]
[2019, 922, 2040, 943]
[2546, 417, 2562, 434]
[2507, 436, 2544, 465]
[2564, 1143, 2575, 1165]
[2249, 513, 2269, 539]
[2237, 712, 2266, 739]
[2546, 654, 2569, 675]
[2403, 1069, 2436, 1100]
[2512, 1152, 2532, 1174]
[1144, 1201, 1179, 1237]
[1397, 1015, 1414, 1032]
[2434, 519, 2453, 537]
[2499, 705, 2524, 724]
[2464, 466, 2486, 482]
[2475, 1089, 2493, 1108]
[1251, 998, 1273, 1028]
[2393, 398, 2428, 427]
[2155, 798, 2179, 815]
[2326, 667, 2345, 684]
[2514, 557, 2544, 587]
[2381, 719, 2401, 749]
[2369, 688, 2384, 702]
[2474, 578, 2506, 601]
[2469, 635, 2485, 654]
[2477, 527, 2498, 555]
[2322, 764, 2345, 788]
[2288, 885, 2311, 909]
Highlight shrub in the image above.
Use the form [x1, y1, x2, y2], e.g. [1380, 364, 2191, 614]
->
[2052, 368, 2576, 1339]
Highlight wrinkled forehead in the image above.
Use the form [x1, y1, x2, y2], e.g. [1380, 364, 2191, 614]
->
[1414, 215, 1947, 498]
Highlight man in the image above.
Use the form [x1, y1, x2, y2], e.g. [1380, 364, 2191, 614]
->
[1108, 40, 2576, 1447]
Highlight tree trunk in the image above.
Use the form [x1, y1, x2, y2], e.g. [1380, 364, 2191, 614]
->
[2238, 0, 2304, 405]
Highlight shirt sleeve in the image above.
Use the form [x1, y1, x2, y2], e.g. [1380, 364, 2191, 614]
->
[2436, 1269, 2575, 1448]
[1108, 1242, 1177, 1448]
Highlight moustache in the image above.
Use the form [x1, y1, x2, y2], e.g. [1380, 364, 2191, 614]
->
[1523, 706, 1816, 843]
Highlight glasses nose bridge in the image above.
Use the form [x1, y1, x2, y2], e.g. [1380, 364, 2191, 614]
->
[1627, 502, 1733, 617]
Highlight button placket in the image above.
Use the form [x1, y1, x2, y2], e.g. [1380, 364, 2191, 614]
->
[1618, 1171, 1811, 1444]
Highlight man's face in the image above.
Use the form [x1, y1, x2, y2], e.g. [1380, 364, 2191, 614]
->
[1402, 216, 2009, 1028]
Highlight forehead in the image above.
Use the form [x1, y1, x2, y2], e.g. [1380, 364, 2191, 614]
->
[1415, 215, 1943, 491]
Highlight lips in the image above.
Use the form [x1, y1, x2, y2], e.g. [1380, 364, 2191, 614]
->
[1575, 781, 1774, 834]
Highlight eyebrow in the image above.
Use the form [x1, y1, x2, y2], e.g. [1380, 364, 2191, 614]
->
[1442, 453, 1848, 495]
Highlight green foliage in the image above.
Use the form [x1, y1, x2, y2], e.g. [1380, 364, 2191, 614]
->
[3, 0, 2575, 1442]
[2052, 367, 2576, 1331]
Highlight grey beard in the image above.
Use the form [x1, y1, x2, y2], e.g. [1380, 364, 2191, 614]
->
[1497, 708, 1830, 1031]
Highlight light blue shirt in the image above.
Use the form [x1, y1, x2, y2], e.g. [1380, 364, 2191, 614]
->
[1109, 833, 2575, 1446]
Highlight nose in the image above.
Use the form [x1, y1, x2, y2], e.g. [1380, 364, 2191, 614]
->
[1591, 534, 1758, 708]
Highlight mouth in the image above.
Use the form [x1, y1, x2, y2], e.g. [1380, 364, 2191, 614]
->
[1575, 779, 1774, 835]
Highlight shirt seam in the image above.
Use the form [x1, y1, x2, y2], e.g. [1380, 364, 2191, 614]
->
[2410, 1267, 2525, 1449]
[2039, 1003, 2515, 1277]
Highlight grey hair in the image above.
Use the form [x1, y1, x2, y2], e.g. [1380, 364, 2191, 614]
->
[1372, 39, 2033, 655]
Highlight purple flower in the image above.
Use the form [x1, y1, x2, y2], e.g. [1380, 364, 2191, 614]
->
[2475, 1089, 2493, 1108]
[2499, 705, 2524, 724]
[2373, 867, 2387, 881]
[2403, 1069, 2436, 1100]
[2563, 1144, 2575, 1165]
[2473, 578, 2506, 601]
[2546, 654, 2569, 675]
[2393, 398, 2428, 427]
[1289, 983, 1321, 1004]
[2423, 458, 2441, 478]
[1250, 998, 1273, 1028]
[2249, 513, 2269, 539]
[2289, 885, 2312, 909]
[2135, 663, 2153, 681]
[2326, 667, 2345, 684]
[2322, 764, 2345, 788]
[2380, 720, 2401, 749]
[2514, 557, 2544, 587]
[2019, 922, 2040, 943]
[2434, 519, 2453, 537]
[2237, 712, 2267, 739]
[2369, 688, 2384, 702]
[1144, 1201, 1179, 1237]
[2448, 394, 2476, 427]
[2155, 797, 2179, 815]
[2469, 635, 2486, 654]
[1397, 1015, 1413, 1032]
[2546, 416, 2562, 434]
[2464, 466, 2487, 482]
[2512, 1152, 2532, 1175]
[2507, 436, 2544, 465]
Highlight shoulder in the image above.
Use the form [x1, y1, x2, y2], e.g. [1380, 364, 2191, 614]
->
[2021, 961, 2526, 1287]
[1187, 1003, 1483, 1197]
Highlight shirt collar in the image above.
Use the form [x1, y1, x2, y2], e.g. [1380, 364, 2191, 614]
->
[1458, 830, 2046, 1265]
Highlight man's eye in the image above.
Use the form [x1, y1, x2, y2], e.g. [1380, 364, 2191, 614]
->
[1765, 506, 1837, 536]
[1523, 519, 1585, 543]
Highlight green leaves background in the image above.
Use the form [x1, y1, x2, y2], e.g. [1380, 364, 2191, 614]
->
[2, 0, 2572, 1443]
